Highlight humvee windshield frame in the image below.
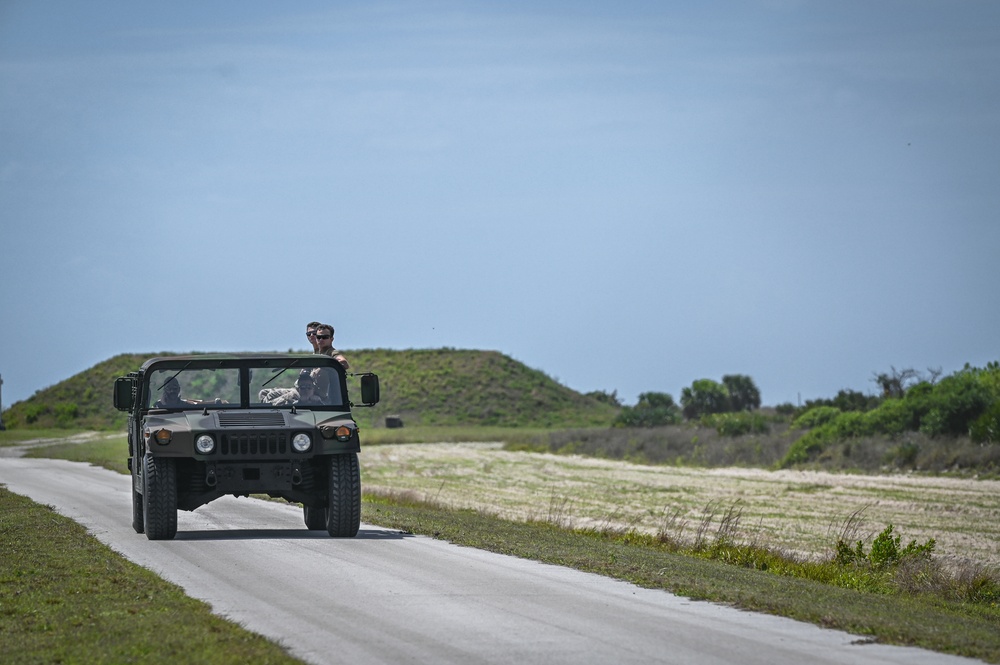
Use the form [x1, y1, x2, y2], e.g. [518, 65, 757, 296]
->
[138, 355, 350, 412]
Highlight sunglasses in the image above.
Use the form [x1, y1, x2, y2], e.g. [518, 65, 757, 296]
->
[306, 330, 317, 337]
[315, 334, 331, 340]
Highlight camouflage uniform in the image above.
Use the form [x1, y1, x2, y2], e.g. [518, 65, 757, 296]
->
[311, 347, 345, 403]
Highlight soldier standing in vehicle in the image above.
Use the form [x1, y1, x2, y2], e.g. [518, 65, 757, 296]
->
[314, 324, 348, 369]
[305, 321, 322, 353]
[311, 323, 348, 402]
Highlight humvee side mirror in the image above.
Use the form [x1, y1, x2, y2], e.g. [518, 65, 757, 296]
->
[113, 377, 136, 412]
[360, 373, 380, 406]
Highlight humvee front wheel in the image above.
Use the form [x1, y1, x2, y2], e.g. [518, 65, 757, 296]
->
[326, 453, 360, 538]
[143, 455, 177, 540]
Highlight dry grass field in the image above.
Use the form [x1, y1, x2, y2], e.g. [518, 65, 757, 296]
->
[362, 442, 1000, 568]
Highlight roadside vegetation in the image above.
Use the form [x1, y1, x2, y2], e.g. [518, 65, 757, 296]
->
[0, 437, 1000, 662]
[3, 352, 1000, 661]
[0, 487, 304, 665]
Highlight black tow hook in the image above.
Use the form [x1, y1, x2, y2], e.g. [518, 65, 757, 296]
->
[205, 466, 217, 487]
[291, 463, 303, 486]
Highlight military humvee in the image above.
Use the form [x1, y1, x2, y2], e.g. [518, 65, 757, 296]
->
[113, 354, 379, 540]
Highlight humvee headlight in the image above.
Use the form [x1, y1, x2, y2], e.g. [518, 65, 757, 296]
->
[195, 435, 215, 455]
[154, 428, 172, 445]
[335, 426, 352, 442]
[292, 433, 312, 453]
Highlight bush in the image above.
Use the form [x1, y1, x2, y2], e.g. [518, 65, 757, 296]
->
[704, 412, 770, 437]
[917, 371, 992, 437]
[681, 379, 730, 419]
[864, 398, 916, 435]
[971, 402, 1000, 444]
[835, 524, 935, 570]
[792, 406, 841, 430]
[613, 392, 681, 428]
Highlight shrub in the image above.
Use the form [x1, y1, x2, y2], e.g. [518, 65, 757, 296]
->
[971, 402, 1000, 444]
[704, 412, 770, 437]
[917, 371, 991, 437]
[681, 379, 730, 420]
[831, 411, 871, 438]
[792, 406, 841, 430]
[721, 374, 761, 411]
[864, 398, 916, 435]
[835, 524, 935, 570]
[613, 392, 681, 428]
[774, 402, 797, 416]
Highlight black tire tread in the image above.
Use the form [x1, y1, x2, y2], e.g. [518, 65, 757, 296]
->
[131, 469, 144, 534]
[143, 455, 178, 540]
[326, 453, 361, 538]
[303, 504, 326, 530]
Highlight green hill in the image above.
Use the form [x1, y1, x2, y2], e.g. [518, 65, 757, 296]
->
[1, 349, 619, 430]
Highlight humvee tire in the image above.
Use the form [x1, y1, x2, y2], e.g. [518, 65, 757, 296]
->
[303, 504, 326, 530]
[326, 453, 361, 538]
[143, 455, 178, 540]
[131, 472, 144, 534]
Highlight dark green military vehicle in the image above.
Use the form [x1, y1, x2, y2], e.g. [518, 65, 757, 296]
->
[113, 354, 379, 540]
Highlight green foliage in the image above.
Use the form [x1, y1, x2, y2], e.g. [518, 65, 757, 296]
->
[680, 379, 731, 419]
[801, 389, 881, 414]
[721, 374, 761, 411]
[971, 402, 1000, 444]
[701, 411, 770, 437]
[2, 353, 150, 429]
[1, 488, 306, 665]
[915, 369, 992, 436]
[835, 524, 936, 570]
[774, 402, 797, 416]
[347, 349, 619, 428]
[612, 392, 680, 427]
[781, 361, 1000, 467]
[864, 398, 916, 435]
[585, 390, 621, 407]
[792, 406, 841, 430]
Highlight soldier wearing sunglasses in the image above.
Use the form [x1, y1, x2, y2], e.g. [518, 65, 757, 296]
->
[311, 323, 348, 402]
[305, 321, 322, 353]
[313, 324, 348, 369]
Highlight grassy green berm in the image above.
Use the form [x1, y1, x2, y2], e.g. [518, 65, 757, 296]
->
[2, 349, 619, 430]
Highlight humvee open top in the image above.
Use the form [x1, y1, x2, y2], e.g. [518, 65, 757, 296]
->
[113, 354, 380, 540]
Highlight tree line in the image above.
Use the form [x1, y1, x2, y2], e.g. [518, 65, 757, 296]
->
[607, 363, 1000, 452]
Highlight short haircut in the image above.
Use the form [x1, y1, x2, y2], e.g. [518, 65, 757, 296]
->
[316, 323, 335, 336]
[306, 321, 322, 329]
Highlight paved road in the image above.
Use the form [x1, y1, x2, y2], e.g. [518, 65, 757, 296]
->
[0, 458, 983, 665]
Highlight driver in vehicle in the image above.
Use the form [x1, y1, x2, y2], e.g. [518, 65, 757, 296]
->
[154, 377, 197, 408]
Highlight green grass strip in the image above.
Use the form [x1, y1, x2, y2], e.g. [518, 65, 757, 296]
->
[0, 488, 304, 665]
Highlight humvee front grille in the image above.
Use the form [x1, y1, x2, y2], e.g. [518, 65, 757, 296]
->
[217, 412, 286, 427]
[219, 432, 289, 456]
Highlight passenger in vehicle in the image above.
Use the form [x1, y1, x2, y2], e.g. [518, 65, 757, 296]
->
[305, 320, 322, 353]
[292, 372, 324, 406]
[269, 371, 324, 406]
[314, 324, 349, 369]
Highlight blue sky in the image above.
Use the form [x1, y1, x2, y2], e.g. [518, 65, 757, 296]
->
[1, 1, 998, 410]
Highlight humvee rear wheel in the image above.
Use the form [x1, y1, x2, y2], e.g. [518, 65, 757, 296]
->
[326, 453, 361, 538]
[303, 505, 326, 530]
[131, 468, 144, 534]
[143, 455, 178, 540]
